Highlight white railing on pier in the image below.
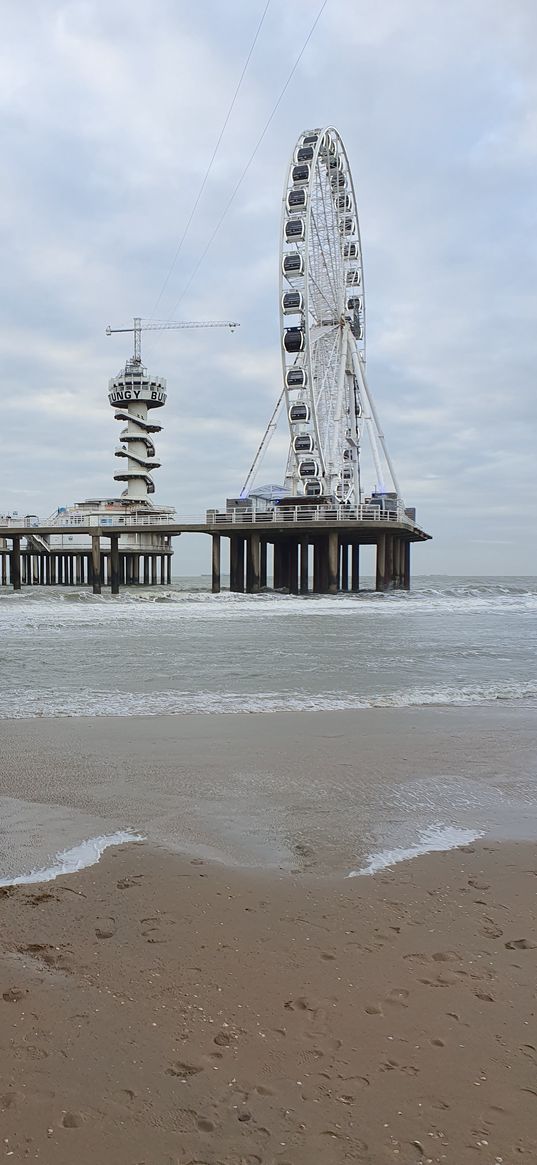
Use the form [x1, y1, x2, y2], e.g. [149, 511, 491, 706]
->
[1, 504, 415, 530]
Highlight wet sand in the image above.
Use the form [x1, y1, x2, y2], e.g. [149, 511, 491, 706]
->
[1, 839, 537, 1163]
[1, 705, 536, 875]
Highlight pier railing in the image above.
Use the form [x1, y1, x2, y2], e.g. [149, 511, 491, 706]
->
[0, 504, 415, 530]
[207, 504, 412, 525]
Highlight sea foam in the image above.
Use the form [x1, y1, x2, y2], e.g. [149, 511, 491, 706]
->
[0, 830, 145, 887]
[348, 824, 484, 877]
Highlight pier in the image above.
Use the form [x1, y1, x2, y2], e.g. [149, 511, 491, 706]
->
[0, 504, 429, 594]
[1, 129, 433, 592]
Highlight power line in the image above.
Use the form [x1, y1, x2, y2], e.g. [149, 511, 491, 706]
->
[166, 0, 329, 319]
[149, 0, 272, 318]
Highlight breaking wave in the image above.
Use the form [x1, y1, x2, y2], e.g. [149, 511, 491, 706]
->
[1, 678, 536, 719]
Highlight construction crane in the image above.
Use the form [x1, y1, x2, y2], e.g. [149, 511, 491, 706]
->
[106, 316, 239, 363]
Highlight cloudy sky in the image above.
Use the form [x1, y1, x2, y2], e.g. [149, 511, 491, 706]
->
[1, 0, 536, 573]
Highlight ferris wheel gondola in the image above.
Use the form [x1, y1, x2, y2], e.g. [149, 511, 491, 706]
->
[279, 126, 401, 505]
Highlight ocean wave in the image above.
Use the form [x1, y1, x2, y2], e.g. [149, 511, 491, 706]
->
[1, 580, 536, 629]
[348, 825, 484, 877]
[0, 830, 145, 887]
[1, 678, 536, 719]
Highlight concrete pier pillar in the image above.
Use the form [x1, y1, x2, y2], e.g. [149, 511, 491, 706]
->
[351, 544, 360, 591]
[385, 533, 394, 590]
[328, 531, 338, 594]
[340, 541, 349, 591]
[11, 536, 21, 591]
[166, 554, 172, 585]
[273, 541, 283, 589]
[300, 537, 309, 594]
[230, 536, 245, 592]
[313, 539, 321, 593]
[212, 534, 221, 594]
[376, 532, 386, 592]
[110, 535, 120, 594]
[403, 540, 410, 590]
[91, 536, 101, 595]
[260, 540, 267, 589]
[143, 555, 149, 585]
[160, 555, 165, 585]
[246, 533, 261, 593]
[288, 539, 299, 594]
[1, 554, 7, 586]
[391, 538, 400, 591]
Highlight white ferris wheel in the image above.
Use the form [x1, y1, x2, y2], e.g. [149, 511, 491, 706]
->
[279, 126, 401, 506]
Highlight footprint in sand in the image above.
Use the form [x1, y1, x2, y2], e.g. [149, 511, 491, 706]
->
[505, 938, 537, 950]
[95, 917, 116, 939]
[2, 988, 27, 1003]
[117, 875, 143, 890]
[166, 1060, 203, 1079]
[380, 1059, 419, 1076]
[284, 995, 320, 1015]
[197, 1117, 215, 1132]
[482, 918, 503, 939]
[61, 1111, 84, 1128]
[140, 914, 176, 943]
[385, 988, 409, 1007]
[364, 1004, 383, 1015]
[24, 890, 57, 906]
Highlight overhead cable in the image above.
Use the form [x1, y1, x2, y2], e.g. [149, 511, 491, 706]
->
[167, 0, 329, 318]
[149, 0, 272, 318]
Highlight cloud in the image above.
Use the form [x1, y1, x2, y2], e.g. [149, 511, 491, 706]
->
[1, 0, 536, 572]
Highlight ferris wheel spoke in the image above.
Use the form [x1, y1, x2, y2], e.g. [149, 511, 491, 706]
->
[307, 271, 338, 317]
[313, 329, 340, 411]
[316, 165, 341, 304]
[309, 208, 339, 314]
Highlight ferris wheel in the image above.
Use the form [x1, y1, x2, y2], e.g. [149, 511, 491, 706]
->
[280, 126, 401, 505]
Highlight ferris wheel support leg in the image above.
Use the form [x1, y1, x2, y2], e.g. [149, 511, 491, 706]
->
[350, 338, 402, 499]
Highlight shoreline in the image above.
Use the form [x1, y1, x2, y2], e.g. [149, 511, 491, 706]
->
[1, 837, 536, 1163]
[1, 705, 536, 880]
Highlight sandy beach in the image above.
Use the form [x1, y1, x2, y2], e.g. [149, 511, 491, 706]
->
[1, 837, 536, 1163]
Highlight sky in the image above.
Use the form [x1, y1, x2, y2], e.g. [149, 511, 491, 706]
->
[1, 0, 536, 574]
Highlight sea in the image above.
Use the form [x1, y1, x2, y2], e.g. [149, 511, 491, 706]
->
[0, 575, 536, 880]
